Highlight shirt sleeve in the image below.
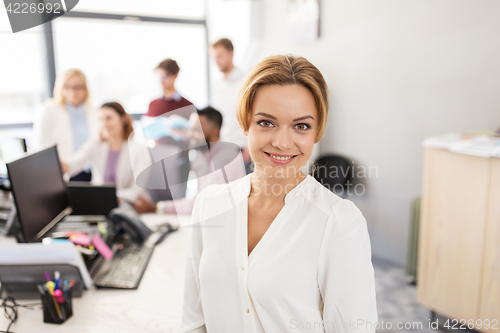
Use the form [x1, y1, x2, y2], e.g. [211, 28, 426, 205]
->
[65, 139, 96, 177]
[156, 196, 195, 215]
[32, 103, 54, 151]
[121, 140, 153, 201]
[180, 188, 212, 333]
[318, 199, 378, 333]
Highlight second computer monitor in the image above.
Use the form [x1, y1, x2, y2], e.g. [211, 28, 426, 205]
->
[7, 146, 70, 243]
[0, 137, 27, 177]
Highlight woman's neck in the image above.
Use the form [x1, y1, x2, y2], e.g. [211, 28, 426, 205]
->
[66, 101, 82, 108]
[107, 136, 124, 151]
[249, 169, 307, 206]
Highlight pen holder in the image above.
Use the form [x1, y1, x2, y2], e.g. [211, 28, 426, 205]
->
[38, 283, 73, 324]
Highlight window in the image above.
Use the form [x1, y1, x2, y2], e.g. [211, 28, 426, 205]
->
[0, 7, 47, 124]
[73, 0, 205, 20]
[0, 3, 208, 126]
[53, 17, 208, 114]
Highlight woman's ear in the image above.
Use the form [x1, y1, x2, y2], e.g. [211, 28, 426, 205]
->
[314, 131, 320, 143]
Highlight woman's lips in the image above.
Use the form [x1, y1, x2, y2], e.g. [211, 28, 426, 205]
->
[264, 151, 298, 165]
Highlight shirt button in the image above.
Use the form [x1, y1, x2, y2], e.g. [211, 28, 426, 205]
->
[246, 309, 250, 313]
[242, 266, 245, 271]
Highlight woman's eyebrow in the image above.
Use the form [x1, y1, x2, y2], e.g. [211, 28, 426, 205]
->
[293, 115, 314, 121]
[254, 112, 315, 122]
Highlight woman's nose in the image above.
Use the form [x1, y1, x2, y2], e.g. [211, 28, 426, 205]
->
[272, 127, 293, 150]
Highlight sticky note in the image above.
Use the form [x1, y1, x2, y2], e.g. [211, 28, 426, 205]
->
[69, 234, 92, 246]
[92, 234, 113, 261]
[97, 222, 107, 235]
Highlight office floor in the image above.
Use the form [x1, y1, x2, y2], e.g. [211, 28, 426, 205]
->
[373, 258, 478, 333]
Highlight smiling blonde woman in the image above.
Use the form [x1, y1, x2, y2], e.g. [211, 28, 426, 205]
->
[181, 55, 378, 333]
[33, 69, 98, 181]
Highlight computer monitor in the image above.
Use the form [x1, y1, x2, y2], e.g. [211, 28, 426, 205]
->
[67, 182, 118, 216]
[7, 146, 71, 243]
[0, 137, 27, 176]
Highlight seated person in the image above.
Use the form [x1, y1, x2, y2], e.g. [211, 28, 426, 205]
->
[133, 106, 246, 214]
[61, 102, 151, 201]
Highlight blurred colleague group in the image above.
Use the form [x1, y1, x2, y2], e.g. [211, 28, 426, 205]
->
[32, 38, 248, 216]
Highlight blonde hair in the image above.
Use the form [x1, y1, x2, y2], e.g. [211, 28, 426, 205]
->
[53, 69, 89, 105]
[237, 55, 329, 142]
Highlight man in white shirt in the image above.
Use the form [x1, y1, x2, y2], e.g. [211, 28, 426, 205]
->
[210, 38, 252, 174]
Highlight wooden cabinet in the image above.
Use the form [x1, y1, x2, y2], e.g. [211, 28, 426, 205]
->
[479, 158, 500, 326]
[417, 147, 500, 332]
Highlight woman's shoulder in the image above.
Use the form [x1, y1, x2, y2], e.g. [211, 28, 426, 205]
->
[325, 198, 366, 241]
[41, 99, 64, 114]
[192, 174, 249, 209]
[299, 175, 345, 215]
[190, 175, 249, 224]
[303, 176, 364, 230]
[198, 174, 249, 200]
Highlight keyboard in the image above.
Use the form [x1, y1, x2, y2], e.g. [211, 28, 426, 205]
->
[94, 242, 154, 289]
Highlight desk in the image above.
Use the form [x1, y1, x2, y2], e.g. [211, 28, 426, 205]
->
[0, 214, 191, 333]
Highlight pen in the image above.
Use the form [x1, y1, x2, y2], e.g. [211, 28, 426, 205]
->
[54, 271, 61, 290]
[46, 281, 62, 320]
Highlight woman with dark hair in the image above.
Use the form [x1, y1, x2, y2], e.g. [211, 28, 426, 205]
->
[61, 102, 150, 201]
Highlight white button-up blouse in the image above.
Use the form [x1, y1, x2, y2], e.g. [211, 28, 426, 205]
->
[181, 173, 378, 333]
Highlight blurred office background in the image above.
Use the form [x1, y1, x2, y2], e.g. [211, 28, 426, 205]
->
[1, 0, 500, 331]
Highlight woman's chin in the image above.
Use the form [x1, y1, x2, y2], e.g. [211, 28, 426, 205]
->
[254, 162, 305, 179]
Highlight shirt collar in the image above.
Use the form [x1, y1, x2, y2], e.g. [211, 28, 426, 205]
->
[162, 91, 182, 102]
[235, 172, 312, 205]
[65, 103, 84, 112]
[224, 67, 242, 82]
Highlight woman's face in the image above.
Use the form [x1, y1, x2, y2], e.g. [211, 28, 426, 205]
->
[99, 107, 124, 140]
[62, 75, 86, 107]
[247, 84, 318, 179]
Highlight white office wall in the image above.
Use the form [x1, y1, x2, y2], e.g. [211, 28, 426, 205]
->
[209, 0, 500, 265]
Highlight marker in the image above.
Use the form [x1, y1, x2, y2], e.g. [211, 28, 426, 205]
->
[65, 280, 74, 298]
[46, 281, 55, 294]
[54, 271, 61, 290]
[45, 271, 51, 282]
[63, 280, 69, 299]
[46, 281, 62, 320]
[54, 289, 65, 303]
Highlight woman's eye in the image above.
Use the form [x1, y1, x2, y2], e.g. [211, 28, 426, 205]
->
[257, 120, 274, 128]
[295, 123, 310, 131]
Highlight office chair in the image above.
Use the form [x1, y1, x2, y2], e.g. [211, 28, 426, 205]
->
[312, 154, 353, 198]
